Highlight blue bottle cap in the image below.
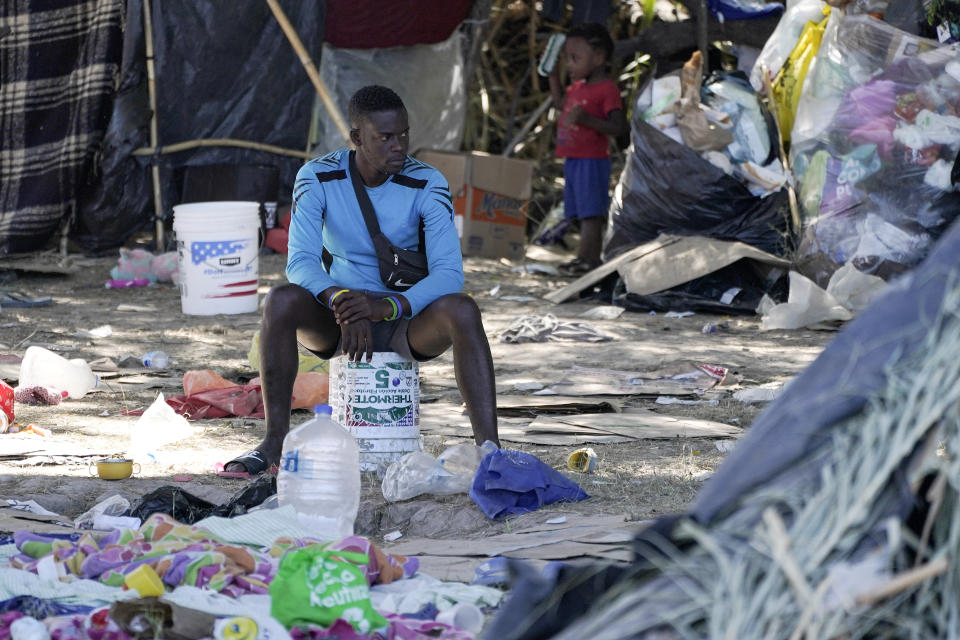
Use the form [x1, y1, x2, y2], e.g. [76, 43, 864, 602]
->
[313, 404, 333, 415]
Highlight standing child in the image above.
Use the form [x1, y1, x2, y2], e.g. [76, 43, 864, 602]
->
[549, 23, 626, 275]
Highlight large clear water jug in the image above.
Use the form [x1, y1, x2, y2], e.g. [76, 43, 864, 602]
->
[277, 404, 360, 540]
[18, 346, 99, 399]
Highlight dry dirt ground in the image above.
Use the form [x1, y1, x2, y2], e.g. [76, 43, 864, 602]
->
[0, 244, 834, 543]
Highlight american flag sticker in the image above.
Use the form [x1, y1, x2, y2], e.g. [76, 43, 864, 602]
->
[190, 240, 250, 265]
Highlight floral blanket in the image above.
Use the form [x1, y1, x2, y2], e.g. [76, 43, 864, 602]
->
[8, 514, 416, 597]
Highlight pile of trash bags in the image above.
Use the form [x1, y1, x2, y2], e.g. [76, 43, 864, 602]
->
[790, 12, 960, 284]
[604, 51, 794, 260]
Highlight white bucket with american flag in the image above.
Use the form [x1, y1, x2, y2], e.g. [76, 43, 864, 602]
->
[173, 201, 261, 315]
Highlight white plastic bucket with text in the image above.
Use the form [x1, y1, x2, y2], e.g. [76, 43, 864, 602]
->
[329, 352, 422, 471]
[172, 201, 260, 315]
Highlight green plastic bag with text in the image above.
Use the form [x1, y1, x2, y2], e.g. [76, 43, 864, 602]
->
[270, 544, 388, 634]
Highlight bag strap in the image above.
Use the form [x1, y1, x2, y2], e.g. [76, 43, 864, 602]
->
[349, 151, 385, 240]
[349, 151, 425, 252]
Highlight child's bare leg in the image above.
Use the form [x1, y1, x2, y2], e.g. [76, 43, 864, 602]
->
[578, 216, 604, 265]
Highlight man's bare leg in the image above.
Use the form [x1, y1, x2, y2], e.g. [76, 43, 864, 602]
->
[224, 284, 339, 472]
[407, 293, 499, 446]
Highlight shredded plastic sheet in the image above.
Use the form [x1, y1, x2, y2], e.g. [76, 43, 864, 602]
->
[790, 13, 960, 284]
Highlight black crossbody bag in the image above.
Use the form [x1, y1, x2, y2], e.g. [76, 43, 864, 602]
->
[348, 151, 429, 291]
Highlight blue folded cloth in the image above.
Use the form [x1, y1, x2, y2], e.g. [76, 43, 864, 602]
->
[469, 448, 589, 519]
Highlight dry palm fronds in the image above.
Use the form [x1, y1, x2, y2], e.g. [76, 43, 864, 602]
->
[514, 275, 960, 639]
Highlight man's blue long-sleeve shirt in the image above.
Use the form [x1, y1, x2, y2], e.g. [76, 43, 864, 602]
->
[286, 149, 464, 317]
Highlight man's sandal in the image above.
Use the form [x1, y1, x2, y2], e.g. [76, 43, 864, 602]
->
[216, 449, 274, 479]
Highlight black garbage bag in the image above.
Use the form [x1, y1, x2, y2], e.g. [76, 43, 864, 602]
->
[612, 261, 788, 314]
[603, 119, 794, 261]
[125, 487, 218, 525]
[209, 475, 277, 519]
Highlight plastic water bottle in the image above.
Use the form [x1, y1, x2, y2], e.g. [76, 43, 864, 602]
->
[18, 346, 99, 399]
[277, 404, 360, 540]
[141, 350, 169, 369]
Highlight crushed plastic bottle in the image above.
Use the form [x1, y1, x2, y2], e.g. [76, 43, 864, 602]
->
[18, 346, 99, 399]
[381, 441, 496, 502]
[141, 350, 169, 369]
[277, 404, 360, 540]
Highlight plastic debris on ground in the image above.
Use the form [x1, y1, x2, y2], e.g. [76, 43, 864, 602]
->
[469, 448, 589, 519]
[500, 314, 613, 344]
[128, 393, 198, 462]
[382, 443, 491, 502]
[732, 385, 783, 403]
[789, 12, 960, 285]
[109, 248, 179, 284]
[760, 262, 887, 330]
[74, 495, 131, 530]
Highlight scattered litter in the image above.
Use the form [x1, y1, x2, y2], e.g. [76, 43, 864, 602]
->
[110, 247, 179, 284]
[665, 311, 695, 318]
[116, 304, 157, 313]
[715, 440, 737, 453]
[74, 495, 131, 529]
[546, 516, 568, 524]
[436, 602, 484, 634]
[13, 385, 64, 406]
[2, 424, 51, 437]
[172, 474, 193, 482]
[382, 443, 489, 502]
[655, 396, 701, 405]
[510, 263, 561, 276]
[733, 386, 781, 403]
[500, 314, 613, 344]
[500, 295, 539, 302]
[692, 470, 714, 481]
[141, 350, 170, 369]
[94, 514, 142, 530]
[384, 530, 403, 542]
[580, 306, 626, 320]
[761, 266, 887, 331]
[566, 447, 599, 473]
[129, 393, 198, 462]
[5, 499, 58, 516]
[75, 325, 113, 339]
[105, 278, 151, 288]
[99, 410, 110, 416]
[702, 320, 729, 334]
[489, 284, 501, 297]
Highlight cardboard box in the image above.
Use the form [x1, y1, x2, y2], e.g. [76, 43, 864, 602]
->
[416, 149, 534, 261]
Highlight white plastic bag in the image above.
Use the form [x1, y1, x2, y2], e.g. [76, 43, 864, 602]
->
[129, 393, 196, 462]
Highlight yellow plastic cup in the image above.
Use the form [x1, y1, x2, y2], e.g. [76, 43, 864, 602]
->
[124, 564, 165, 597]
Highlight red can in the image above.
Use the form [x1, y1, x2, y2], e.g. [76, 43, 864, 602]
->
[0, 379, 13, 427]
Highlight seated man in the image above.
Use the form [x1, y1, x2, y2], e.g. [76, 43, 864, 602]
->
[225, 85, 499, 474]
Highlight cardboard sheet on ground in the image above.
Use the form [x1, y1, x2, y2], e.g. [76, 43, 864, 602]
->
[385, 514, 640, 571]
[537, 364, 727, 397]
[419, 411, 628, 445]
[544, 235, 789, 303]
[529, 411, 740, 440]
[0, 507, 74, 534]
[419, 401, 637, 445]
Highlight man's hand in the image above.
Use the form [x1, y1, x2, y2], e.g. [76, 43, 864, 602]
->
[331, 291, 393, 362]
[339, 318, 374, 362]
